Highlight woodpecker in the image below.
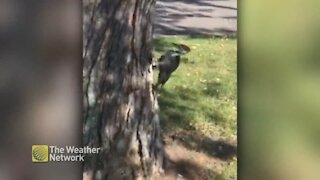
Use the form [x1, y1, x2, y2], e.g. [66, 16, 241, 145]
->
[153, 43, 191, 90]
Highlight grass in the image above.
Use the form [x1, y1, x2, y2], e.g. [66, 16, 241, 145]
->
[153, 36, 237, 179]
[153, 36, 237, 139]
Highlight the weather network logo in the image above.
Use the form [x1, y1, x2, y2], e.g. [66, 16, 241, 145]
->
[32, 144, 100, 163]
[32, 145, 49, 162]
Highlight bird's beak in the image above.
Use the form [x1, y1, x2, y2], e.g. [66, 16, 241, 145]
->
[171, 52, 180, 56]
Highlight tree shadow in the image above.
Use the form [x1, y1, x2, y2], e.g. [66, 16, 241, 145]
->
[154, 25, 237, 38]
[154, 0, 237, 37]
[158, 88, 197, 132]
[160, 131, 237, 179]
[162, 159, 218, 180]
[158, 0, 237, 9]
[155, 52, 229, 121]
[166, 130, 237, 161]
[157, 82, 230, 132]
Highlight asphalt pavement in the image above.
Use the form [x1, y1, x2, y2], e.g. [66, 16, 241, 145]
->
[154, 0, 237, 37]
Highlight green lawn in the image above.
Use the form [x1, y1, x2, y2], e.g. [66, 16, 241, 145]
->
[153, 36, 237, 179]
[153, 36, 237, 139]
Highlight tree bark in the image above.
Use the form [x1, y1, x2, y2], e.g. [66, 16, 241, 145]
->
[83, 0, 163, 179]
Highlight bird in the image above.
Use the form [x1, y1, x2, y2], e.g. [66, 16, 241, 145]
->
[153, 43, 191, 90]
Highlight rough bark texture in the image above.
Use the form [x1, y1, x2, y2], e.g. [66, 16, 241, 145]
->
[83, 0, 163, 179]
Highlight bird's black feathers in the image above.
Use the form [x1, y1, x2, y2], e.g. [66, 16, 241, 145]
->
[154, 44, 191, 90]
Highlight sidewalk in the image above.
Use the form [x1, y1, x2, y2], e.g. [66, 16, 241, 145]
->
[154, 0, 237, 37]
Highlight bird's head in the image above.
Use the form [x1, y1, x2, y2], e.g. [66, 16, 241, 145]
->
[172, 43, 191, 55]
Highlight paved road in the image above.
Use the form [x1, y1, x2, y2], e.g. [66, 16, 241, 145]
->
[154, 0, 237, 37]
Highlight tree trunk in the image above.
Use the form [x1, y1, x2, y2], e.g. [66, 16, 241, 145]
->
[83, 0, 163, 179]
